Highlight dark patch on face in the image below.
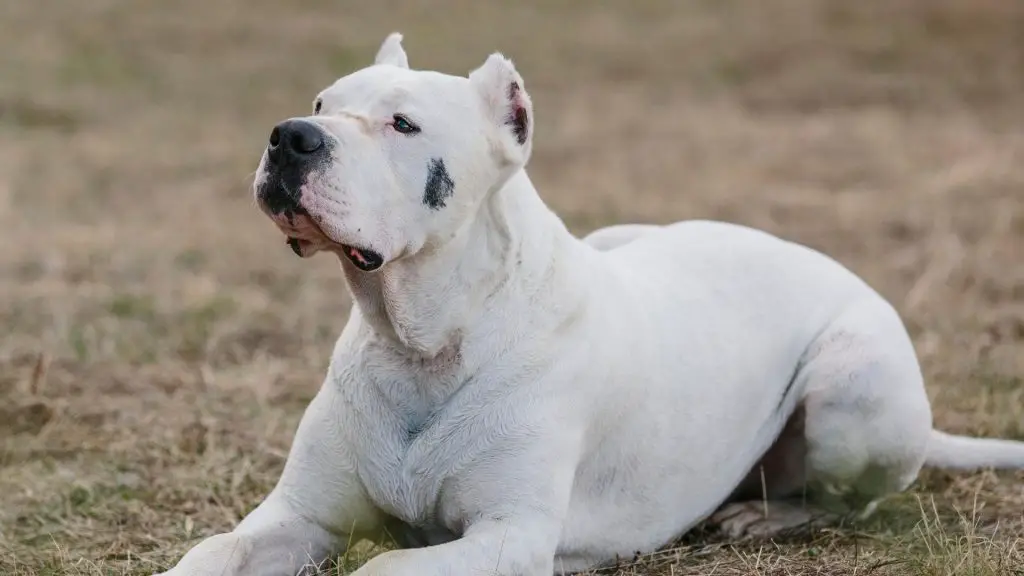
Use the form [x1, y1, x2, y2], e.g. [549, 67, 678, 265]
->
[287, 237, 303, 257]
[505, 81, 528, 145]
[258, 173, 308, 220]
[423, 157, 455, 210]
[257, 119, 332, 218]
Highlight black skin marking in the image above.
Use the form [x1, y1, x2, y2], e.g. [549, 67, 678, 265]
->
[423, 157, 455, 210]
[287, 237, 303, 256]
[505, 81, 529, 145]
[258, 120, 332, 218]
[258, 170, 308, 220]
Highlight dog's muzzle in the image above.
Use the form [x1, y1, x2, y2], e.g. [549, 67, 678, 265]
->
[255, 118, 328, 217]
[254, 120, 385, 271]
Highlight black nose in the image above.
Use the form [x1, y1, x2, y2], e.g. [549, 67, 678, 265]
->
[267, 119, 324, 161]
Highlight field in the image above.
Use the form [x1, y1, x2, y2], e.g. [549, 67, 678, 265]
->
[2, 0, 1023, 574]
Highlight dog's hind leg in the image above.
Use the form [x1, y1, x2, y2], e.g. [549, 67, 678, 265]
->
[710, 297, 934, 541]
[709, 405, 863, 540]
[710, 407, 840, 540]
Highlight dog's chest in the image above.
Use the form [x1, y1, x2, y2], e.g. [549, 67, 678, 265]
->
[351, 346, 477, 532]
[356, 412, 468, 534]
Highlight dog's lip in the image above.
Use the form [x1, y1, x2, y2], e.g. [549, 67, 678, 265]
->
[339, 244, 385, 272]
[272, 212, 329, 247]
[272, 212, 385, 271]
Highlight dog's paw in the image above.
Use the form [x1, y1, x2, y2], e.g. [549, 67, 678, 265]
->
[709, 501, 838, 541]
[156, 532, 251, 576]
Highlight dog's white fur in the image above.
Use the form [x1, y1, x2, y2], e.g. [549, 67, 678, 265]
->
[157, 34, 1024, 576]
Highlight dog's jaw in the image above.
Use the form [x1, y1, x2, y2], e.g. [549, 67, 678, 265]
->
[263, 206, 386, 271]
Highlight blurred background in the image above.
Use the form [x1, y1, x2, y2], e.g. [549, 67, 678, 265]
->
[1, 1, 1022, 574]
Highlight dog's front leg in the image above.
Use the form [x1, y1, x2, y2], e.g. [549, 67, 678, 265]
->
[353, 519, 562, 576]
[156, 382, 383, 576]
[352, 431, 582, 576]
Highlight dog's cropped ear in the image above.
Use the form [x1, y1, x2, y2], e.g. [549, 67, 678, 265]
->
[469, 53, 534, 167]
[374, 32, 409, 69]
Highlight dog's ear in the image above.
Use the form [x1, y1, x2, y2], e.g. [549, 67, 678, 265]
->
[374, 32, 409, 69]
[469, 53, 534, 167]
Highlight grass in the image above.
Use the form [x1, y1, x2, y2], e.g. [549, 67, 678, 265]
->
[1, 0, 1023, 574]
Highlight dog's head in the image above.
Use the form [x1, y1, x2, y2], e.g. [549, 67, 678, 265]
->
[253, 33, 534, 271]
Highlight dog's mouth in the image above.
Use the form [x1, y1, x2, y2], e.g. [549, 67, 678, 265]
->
[271, 212, 384, 272]
[287, 237, 384, 272]
[338, 244, 384, 271]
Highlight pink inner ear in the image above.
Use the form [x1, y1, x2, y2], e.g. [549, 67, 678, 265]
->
[505, 81, 529, 145]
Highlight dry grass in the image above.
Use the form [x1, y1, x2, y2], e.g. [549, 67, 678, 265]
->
[2, 0, 1023, 574]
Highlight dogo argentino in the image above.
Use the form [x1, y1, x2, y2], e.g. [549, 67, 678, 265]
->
[156, 33, 1024, 576]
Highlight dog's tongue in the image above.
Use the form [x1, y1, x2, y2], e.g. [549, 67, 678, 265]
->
[348, 246, 367, 265]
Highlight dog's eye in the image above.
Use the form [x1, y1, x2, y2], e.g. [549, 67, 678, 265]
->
[313, 99, 322, 115]
[392, 114, 420, 135]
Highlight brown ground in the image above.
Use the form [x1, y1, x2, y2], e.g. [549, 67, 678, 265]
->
[2, 1, 1023, 574]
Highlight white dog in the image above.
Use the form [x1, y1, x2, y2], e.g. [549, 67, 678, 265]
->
[157, 34, 1024, 576]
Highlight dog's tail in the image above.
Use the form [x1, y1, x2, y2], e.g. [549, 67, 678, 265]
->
[925, 429, 1024, 470]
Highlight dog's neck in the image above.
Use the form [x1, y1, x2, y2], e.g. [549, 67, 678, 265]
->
[339, 169, 573, 360]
